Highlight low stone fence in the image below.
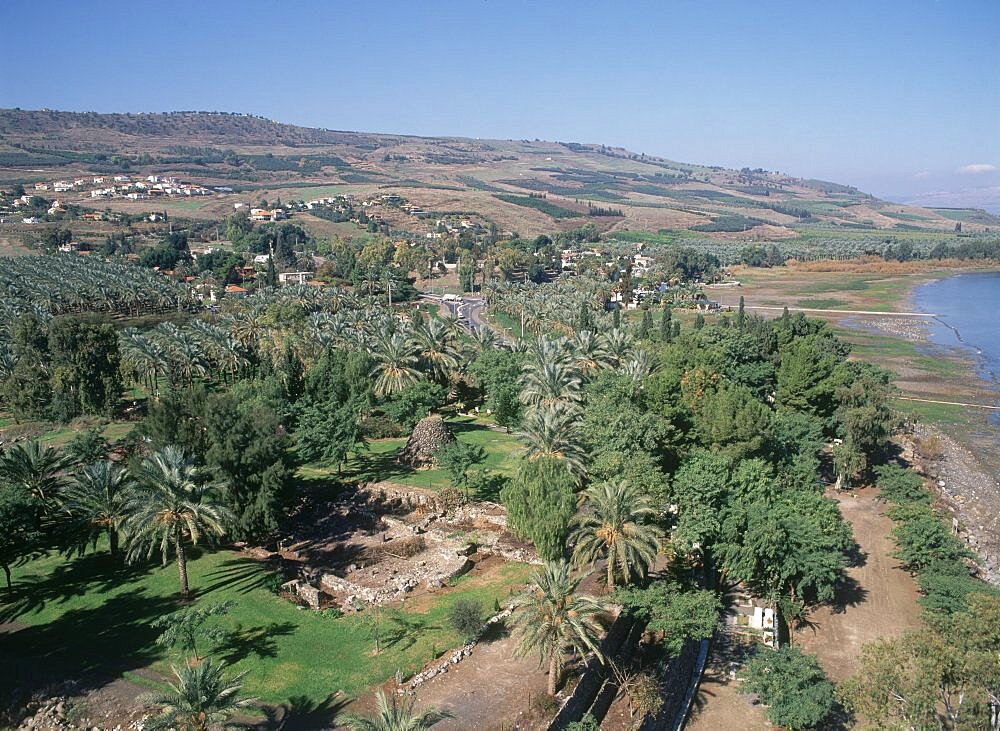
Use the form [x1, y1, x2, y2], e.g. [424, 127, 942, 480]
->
[403, 607, 515, 690]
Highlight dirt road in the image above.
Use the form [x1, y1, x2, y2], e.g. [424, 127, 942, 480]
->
[793, 487, 923, 681]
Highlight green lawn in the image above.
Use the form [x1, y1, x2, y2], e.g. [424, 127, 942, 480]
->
[835, 328, 966, 380]
[3, 546, 532, 710]
[3, 417, 137, 449]
[300, 416, 520, 494]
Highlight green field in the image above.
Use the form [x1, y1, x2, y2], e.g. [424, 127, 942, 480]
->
[797, 298, 850, 309]
[3, 545, 531, 710]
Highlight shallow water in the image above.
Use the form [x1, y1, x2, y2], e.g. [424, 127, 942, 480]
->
[914, 271, 1000, 420]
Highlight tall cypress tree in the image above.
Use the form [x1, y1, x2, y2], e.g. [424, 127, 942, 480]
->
[265, 254, 278, 289]
[638, 309, 653, 339]
[737, 295, 746, 330]
[660, 307, 672, 341]
[578, 301, 592, 332]
[612, 308, 621, 330]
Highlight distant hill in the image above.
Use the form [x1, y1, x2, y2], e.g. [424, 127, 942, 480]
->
[0, 108, 975, 237]
[904, 187, 1000, 217]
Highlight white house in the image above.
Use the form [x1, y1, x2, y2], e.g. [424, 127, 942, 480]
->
[278, 271, 311, 286]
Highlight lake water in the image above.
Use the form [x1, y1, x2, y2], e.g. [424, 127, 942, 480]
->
[914, 271, 1000, 412]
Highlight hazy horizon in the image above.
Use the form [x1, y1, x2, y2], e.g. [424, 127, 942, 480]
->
[3, 0, 998, 203]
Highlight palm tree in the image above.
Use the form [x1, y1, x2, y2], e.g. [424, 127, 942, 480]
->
[338, 690, 453, 731]
[570, 330, 611, 373]
[603, 328, 635, 368]
[513, 560, 610, 695]
[409, 316, 460, 383]
[141, 661, 256, 731]
[63, 460, 135, 559]
[0, 440, 73, 506]
[519, 359, 582, 410]
[124, 446, 233, 600]
[226, 301, 267, 353]
[370, 331, 422, 397]
[516, 403, 586, 478]
[570, 480, 662, 590]
[621, 348, 655, 385]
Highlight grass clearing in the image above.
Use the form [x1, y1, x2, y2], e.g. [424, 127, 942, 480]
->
[798, 298, 849, 309]
[3, 545, 532, 707]
[301, 416, 520, 493]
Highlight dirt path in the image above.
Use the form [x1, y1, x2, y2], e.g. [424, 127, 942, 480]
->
[684, 631, 770, 731]
[792, 487, 923, 682]
[403, 631, 550, 731]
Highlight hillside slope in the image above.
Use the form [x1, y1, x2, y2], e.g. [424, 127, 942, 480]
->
[0, 109, 976, 237]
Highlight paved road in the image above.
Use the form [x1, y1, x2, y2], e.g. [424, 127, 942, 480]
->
[418, 294, 485, 332]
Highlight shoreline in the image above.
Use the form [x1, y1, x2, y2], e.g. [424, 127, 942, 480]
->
[843, 273, 1000, 584]
[715, 262, 1000, 585]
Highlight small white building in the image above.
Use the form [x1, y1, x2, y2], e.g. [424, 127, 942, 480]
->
[278, 271, 311, 286]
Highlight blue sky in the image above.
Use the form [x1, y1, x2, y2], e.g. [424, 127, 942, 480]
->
[3, 0, 998, 199]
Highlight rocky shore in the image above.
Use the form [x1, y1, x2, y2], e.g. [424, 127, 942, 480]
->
[911, 424, 1000, 585]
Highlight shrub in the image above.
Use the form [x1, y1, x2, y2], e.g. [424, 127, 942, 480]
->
[438, 487, 466, 512]
[887, 502, 971, 571]
[447, 598, 485, 643]
[263, 572, 286, 595]
[565, 715, 600, 731]
[914, 433, 944, 461]
[875, 464, 928, 505]
[740, 646, 835, 729]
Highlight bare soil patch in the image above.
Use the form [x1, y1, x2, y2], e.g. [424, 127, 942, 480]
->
[391, 630, 551, 731]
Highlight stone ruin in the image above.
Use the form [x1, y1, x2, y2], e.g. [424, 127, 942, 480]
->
[398, 414, 454, 468]
[268, 482, 540, 611]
